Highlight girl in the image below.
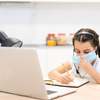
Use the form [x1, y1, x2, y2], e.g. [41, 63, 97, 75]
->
[48, 28, 100, 84]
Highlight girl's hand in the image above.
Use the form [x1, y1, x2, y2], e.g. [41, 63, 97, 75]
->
[79, 56, 92, 72]
[58, 73, 74, 84]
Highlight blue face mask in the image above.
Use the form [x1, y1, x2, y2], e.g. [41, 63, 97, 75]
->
[72, 51, 97, 64]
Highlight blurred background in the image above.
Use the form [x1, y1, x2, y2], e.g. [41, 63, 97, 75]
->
[0, 0, 100, 45]
[1, 0, 100, 76]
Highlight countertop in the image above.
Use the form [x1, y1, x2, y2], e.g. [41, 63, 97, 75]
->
[22, 44, 73, 48]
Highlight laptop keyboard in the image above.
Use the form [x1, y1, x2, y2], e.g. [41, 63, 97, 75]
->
[47, 90, 57, 95]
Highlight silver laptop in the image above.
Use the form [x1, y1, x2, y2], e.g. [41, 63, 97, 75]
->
[0, 47, 76, 100]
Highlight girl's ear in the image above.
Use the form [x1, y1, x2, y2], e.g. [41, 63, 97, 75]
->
[95, 46, 98, 55]
[94, 46, 97, 51]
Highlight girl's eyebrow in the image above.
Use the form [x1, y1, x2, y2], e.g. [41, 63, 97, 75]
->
[84, 49, 91, 51]
[75, 48, 90, 51]
[75, 48, 79, 50]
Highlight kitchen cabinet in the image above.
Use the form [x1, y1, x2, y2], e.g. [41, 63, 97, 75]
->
[36, 48, 47, 76]
[47, 46, 73, 73]
[34, 46, 73, 76]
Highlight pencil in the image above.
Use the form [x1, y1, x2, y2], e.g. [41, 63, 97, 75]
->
[62, 63, 70, 76]
[62, 63, 74, 83]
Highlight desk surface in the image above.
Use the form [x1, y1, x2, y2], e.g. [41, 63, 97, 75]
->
[0, 82, 100, 100]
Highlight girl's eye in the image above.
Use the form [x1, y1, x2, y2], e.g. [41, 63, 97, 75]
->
[76, 51, 80, 53]
[84, 52, 89, 54]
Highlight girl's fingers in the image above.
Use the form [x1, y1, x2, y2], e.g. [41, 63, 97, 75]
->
[60, 74, 74, 84]
[65, 74, 74, 82]
[68, 76, 74, 82]
[80, 56, 84, 60]
[80, 57, 84, 62]
[63, 74, 70, 82]
[62, 78, 70, 84]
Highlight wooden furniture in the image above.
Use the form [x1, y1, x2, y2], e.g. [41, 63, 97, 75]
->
[0, 82, 99, 100]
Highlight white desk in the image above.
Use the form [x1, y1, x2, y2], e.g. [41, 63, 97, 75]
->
[0, 82, 100, 100]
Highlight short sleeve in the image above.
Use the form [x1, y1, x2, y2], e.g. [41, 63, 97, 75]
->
[68, 58, 74, 69]
[95, 62, 100, 73]
[68, 58, 76, 77]
[94, 57, 100, 73]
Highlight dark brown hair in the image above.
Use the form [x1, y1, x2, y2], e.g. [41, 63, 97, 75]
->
[73, 28, 100, 58]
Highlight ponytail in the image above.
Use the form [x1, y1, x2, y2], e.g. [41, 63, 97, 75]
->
[98, 44, 100, 58]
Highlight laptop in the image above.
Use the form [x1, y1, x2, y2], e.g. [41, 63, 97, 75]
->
[0, 47, 76, 100]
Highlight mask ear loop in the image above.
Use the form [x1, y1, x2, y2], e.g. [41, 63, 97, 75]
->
[73, 48, 79, 74]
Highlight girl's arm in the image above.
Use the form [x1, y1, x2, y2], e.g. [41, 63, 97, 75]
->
[48, 61, 74, 84]
[86, 67, 100, 84]
[79, 57, 100, 84]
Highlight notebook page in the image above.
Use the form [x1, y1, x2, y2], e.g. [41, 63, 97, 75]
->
[44, 76, 89, 87]
[54, 77, 89, 87]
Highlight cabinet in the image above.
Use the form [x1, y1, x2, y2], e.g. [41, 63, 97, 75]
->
[36, 48, 47, 76]
[35, 46, 73, 76]
[47, 46, 73, 73]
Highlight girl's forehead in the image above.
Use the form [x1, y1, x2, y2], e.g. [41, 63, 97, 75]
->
[74, 40, 93, 50]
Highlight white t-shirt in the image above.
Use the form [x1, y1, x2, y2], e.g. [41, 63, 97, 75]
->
[68, 56, 100, 83]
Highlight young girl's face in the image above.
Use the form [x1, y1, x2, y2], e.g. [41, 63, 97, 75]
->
[74, 40, 97, 56]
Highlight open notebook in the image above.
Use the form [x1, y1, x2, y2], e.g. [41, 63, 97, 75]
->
[44, 76, 89, 88]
